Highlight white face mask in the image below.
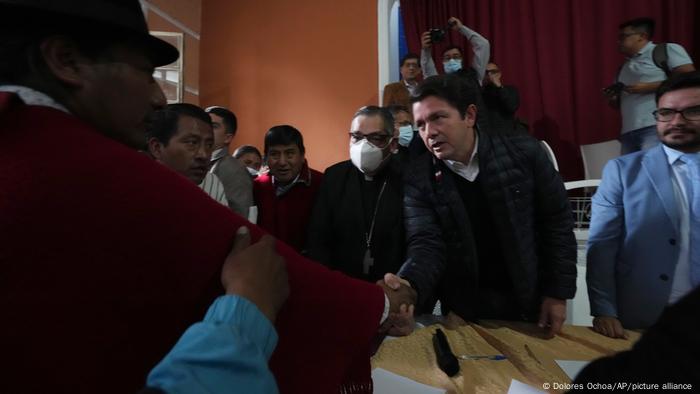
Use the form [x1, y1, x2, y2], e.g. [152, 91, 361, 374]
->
[350, 139, 391, 174]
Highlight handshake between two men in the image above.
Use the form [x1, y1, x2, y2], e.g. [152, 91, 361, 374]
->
[377, 273, 418, 336]
[222, 228, 417, 336]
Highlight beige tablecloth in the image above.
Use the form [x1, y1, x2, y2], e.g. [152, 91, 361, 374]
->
[372, 320, 641, 393]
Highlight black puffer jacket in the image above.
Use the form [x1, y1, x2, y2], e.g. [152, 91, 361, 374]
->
[398, 132, 577, 321]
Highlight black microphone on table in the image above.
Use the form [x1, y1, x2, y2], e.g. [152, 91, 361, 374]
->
[432, 328, 460, 377]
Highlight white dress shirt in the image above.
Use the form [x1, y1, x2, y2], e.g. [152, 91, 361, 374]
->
[444, 134, 480, 181]
[663, 145, 695, 304]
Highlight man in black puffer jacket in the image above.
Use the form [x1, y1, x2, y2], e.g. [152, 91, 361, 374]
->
[386, 74, 576, 337]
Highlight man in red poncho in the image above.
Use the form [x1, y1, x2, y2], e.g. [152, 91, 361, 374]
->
[0, 1, 415, 393]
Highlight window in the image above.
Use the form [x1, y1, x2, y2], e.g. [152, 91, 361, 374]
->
[150, 31, 184, 103]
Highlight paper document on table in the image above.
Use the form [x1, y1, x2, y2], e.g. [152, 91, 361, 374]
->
[555, 360, 590, 380]
[372, 368, 445, 394]
[506, 379, 546, 394]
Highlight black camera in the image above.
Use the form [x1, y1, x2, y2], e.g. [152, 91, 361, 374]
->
[429, 28, 447, 43]
[429, 20, 457, 43]
[603, 82, 625, 96]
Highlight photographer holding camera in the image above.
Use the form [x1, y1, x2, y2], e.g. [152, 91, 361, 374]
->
[420, 17, 490, 82]
[420, 16, 491, 133]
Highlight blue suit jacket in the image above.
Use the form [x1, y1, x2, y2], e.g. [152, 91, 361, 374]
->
[587, 145, 681, 329]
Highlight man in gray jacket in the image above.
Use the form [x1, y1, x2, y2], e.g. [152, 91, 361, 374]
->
[206, 106, 253, 217]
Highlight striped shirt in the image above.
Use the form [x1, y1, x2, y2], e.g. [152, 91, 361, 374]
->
[199, 172, 228, 207]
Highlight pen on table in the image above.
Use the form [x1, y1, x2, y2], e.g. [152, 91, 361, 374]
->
[457, 354, 507, 361]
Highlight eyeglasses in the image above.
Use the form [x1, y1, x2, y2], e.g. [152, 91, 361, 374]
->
[403, 62, 420, 69]
[653, 105, 700, 122]
[349, 132, 392, 148]
[485, 69, 500, 75]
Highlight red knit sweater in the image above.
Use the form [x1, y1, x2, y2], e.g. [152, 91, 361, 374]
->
[0, 93, 382, 393]
[253, 164, 323, 252]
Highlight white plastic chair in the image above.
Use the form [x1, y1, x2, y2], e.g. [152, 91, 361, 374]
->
[563, 179, 601, 326]
[539, 140, 559, 171]
[580, 140, 620, 180]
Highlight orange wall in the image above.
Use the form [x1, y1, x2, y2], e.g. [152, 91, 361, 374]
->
[146, 0, 202, 105]
[200, 0, 378, 171]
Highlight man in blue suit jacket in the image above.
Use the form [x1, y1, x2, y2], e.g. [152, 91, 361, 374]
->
[587, 71, 700, 338]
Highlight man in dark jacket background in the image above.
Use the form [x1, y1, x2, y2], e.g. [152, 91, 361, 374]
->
[482, 62, 523, 134]
[384, 74, 576, 337]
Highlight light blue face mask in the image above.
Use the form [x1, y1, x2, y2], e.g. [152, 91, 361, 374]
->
[443, 58, 462, 74]
[398, 125, 414, 147]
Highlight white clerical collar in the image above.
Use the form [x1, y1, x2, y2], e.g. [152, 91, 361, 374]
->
[0, 85, 69, 114]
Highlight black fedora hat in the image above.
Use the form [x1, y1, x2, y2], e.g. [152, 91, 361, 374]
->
[0, 0, 179, 67]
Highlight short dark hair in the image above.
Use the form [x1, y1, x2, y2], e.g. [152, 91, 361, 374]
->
[264, 125, 305, 155]
[619, 17, 655, 40]
[441, 45, 463, 57]
[146, 103, 212, 145]
[352, 106, 395, 136]
[656, 71, 700, 103]
[233, 144, 262, 160]
[205, 106, 238, 136]
[386, 104, 410, 119]
[411, 74, 479, 118]
[400, 53, 420, 67]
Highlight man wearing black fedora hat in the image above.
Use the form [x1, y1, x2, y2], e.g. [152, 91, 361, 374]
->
[0, 1, 416, 393]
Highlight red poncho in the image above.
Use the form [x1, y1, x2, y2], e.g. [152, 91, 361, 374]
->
[0, 92, 383, 393]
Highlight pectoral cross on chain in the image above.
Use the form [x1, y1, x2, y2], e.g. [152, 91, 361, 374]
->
[362, 248, 374, 275]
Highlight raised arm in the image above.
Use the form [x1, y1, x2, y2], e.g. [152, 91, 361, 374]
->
[450, 17, 490, 82]
[420, 31, 439, 77]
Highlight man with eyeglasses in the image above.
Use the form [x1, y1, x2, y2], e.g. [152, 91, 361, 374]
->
[307, 106, 408, 284]
[482, 62, 523, 134]
[588, 71, 700, 339]
[604, 17, 695, 154]
[383, 53, 422, 108]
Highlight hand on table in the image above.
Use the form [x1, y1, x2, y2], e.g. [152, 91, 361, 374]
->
[538, 297, 566, 338]
[592, 316, 628, 339]
[221, 227, 289, 323]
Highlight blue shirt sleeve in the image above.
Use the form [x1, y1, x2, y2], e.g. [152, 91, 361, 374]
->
[146, 295, 279, 394]
[666, 43, 693, 70]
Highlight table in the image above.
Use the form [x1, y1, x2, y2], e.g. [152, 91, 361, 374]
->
[372, 320, 640, 393]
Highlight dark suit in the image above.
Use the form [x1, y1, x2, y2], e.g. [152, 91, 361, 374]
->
[482, 84, 521, 133]
[307, 158, 405, 282]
